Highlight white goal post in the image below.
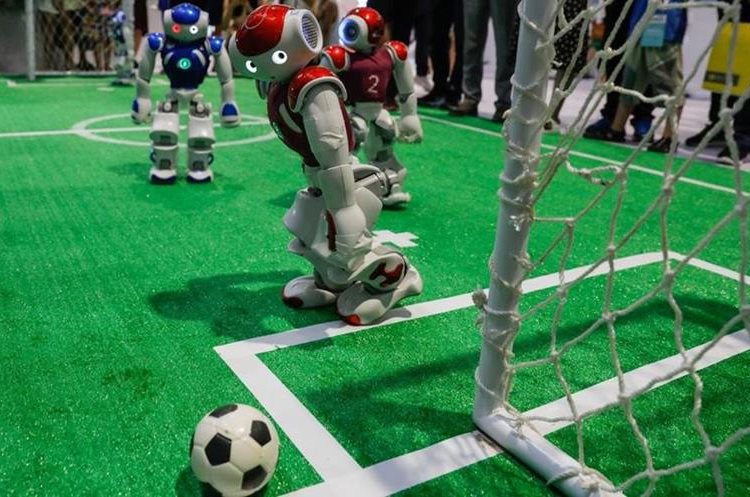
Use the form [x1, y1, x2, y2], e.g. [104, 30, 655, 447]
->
[473, 0, 750, 496]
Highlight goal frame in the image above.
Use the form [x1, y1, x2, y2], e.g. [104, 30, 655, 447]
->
[472, 1, 625, 495]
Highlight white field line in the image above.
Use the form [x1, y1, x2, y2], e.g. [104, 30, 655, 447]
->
[286, 328, 750, 497]
[217, 251, 748, 494]
[0, 120, 260, 139]
[215, 252, 664, 359]
[5, 78, 169, 88]
[224, 354, 362, 480]
[420, 115, 748, 196]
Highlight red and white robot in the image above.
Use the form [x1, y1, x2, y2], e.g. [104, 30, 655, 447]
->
[319, 7, 423, 206]
[228, 5, 422, 325]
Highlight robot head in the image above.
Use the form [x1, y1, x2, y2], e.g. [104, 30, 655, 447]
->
[163, 3, 209, 43]
[228, 5, 322, 82]
[338, 7, 385, 51]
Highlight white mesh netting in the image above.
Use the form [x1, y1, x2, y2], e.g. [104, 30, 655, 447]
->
[474, 0, 750, 495]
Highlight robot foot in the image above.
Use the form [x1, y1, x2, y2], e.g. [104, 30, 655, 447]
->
[382, 183, 412, 207]
[149, 167, 177, 185]
[336, 264, 423, 325]
[186, 169, 214, 183]
[282, 276, 338, 309]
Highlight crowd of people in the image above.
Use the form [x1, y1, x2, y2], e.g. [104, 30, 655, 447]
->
[34, 0, 750, 162]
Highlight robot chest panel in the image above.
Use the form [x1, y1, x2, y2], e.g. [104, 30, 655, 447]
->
[342, 49, 393, 103]
[163, 44, 209, 89]
[267, 84, 317, 165]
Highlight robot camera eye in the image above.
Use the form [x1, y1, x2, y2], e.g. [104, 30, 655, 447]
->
[271, 50, 287, 65]
[245, 60, 258, 73]
[171, 24, 181, 34]
[339, 20, 359, 43]
[189, 25, 199, 34]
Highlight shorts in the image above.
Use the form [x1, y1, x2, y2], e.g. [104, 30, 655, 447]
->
[621, 43, 683, 107]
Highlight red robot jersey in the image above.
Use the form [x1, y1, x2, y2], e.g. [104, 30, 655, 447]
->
[337, 46, 393, 103]
[266, 67, 354, 167]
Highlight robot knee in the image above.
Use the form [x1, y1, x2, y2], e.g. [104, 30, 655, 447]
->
[150, 110, 179, 145]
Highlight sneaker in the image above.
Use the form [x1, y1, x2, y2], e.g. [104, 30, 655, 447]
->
[544, 118, 560, 132]
[716, 145, 750, 164]
[584, 117, 612, 137]
[630, 116, 653, 142]
[414, 74, 434, 93]
[448, 98, 479, 117]
[418, 89, 446, 108]
[492, 106, 510, 123]
[584, 126, 626, 143]
[647, 137, 674, 154]
[685, 123, 727, 148]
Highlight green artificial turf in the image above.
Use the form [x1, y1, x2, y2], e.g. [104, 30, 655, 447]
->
[0, 76, 748, 496]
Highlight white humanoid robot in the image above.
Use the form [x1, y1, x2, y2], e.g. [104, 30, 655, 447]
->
[319, 7, 423, 206]
[227, 5, 422, 325]
[109, 3, 135, 86]
[132, 2, 240, 184]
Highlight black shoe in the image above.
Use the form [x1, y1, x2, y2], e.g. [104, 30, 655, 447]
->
[716, 145, 750, 164]
[647, 137, 674, 153]
[448, 98, 479, 117]
[584, 126, 626, 143]
[418, 89, 446, 108]
[685, 123, 726, 148]
[492, 106, 510, 123]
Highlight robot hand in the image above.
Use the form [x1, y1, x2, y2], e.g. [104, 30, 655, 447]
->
[324, 205, 372, 271]
[219, 101, 241, 128]
[397, 114, 423, 143]
[131, 98, 152, 124]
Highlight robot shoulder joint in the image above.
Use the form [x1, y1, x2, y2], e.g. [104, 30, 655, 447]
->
[288, 66, 347, 113]
[207, 35, 225, 55]
[147, 33, 166, 52]
[384, 41, 408, 63]
[322, 45, 351, 72]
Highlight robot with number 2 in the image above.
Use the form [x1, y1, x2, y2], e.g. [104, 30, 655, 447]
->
[320, 7, 423, 206]
[132, 2, 240, 184]
[228, 5, 422, 325]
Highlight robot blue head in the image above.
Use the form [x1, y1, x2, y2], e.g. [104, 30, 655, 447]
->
[164, 3, 209, 42]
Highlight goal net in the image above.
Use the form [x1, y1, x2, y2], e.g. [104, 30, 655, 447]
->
[473, 0, 750, 496]
[31, 0, 136, 77]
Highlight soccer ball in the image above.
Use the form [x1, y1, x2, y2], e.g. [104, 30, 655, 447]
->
[190, 404, 280, 496]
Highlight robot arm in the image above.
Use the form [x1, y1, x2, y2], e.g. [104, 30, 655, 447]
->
[132, 33, 163, 124]
[207, 35, 241, 128]
[302, 83, 370, 266]
[384, 41, 423, 143]
[319, 45, 350, 74]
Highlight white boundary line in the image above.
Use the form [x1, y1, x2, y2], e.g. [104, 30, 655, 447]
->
[216, 251, 748, 495]
[420, 115, 748, 196]
[286, 328, 750, 497]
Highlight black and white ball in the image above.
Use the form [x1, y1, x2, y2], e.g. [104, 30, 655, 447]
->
[190, 404, 280, 496]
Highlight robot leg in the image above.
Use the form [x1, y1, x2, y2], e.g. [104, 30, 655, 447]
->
[335, 246, 423, 325]
[149, 100, 179, 184]
[187, 96, 216, 183]
[349, 112, 368, 153]
[364, 109, 411, 206]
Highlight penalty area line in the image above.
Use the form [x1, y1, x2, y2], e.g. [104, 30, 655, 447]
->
[215, 251, 664, 484]
[285, 329, 750, 497]
[420, 115, 747, 196]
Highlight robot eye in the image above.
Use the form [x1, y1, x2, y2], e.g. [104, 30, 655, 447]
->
[339, 19, 359, 43]
[271, 50, 287, 65]
[171, 24, 181, 34]
[245, 60, 257, 73]
[188, 25, 199, 35]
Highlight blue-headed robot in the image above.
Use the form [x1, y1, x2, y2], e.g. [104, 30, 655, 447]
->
[132, 2, 240, 184]
[109, 7, 135, 85]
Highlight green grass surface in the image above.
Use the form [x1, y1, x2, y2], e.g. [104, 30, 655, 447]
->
[1, 76, 748, 496]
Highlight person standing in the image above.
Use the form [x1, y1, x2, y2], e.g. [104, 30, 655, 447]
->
[418, 0, 463, 108]
[448, 0, 519, 122]
[684, 0, 750, 163]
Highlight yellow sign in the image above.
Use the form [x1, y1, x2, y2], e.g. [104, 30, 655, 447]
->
[703, 23, 750, 96]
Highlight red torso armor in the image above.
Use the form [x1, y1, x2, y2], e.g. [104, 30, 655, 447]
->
[267, 67, 354, 167]
[339, 46, 393, 103]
